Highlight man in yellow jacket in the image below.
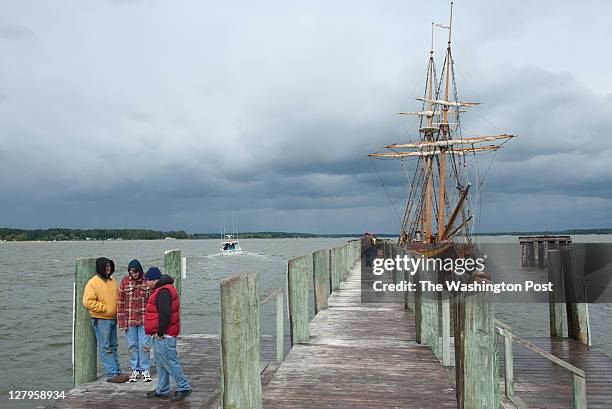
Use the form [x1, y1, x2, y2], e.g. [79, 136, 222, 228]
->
[83, 257, 129, 383]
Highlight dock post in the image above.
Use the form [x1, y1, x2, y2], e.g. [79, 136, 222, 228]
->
[571, 373, 588, 409]
[547, 250, 564, 337]
[73, 257, 98, 387]
[503, 328, 514, 398]
[391, 243, 398, 284]
[330, 247, 339, 291]
[164, 249, 182, 297]
[419, 265, 439, 352]
[455, 281, 499, 409]
[414, 262, 423, 344]
[313, 249, 331, 314]
[276, 291, 284, 362]
[341, 244, 347, 281]
[522, 241, 535, 267]
[441, 289, 451, 367]
[536, 240, 546, 266]
[219, 272, 262, 409]
[561, 246, 590, 345]
[288, 256, 310, 345]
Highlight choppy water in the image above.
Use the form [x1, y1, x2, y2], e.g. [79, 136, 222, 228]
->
[1, 235, 611, 409]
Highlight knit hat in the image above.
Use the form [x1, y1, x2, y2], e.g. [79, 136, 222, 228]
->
[144, 267, 162, 280]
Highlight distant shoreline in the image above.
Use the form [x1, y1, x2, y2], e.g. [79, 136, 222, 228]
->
[1, 227, 611, 242]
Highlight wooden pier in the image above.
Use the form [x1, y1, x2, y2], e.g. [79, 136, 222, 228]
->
[519, 235, 572, 267]
[263, 262, 457, 408]
[50, 240, 612, 408]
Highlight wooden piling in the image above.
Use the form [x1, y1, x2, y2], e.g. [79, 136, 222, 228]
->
[313, 249, 330, 314]
[330, 248, 339, 291]
[73, 257, 98, 387]
[405, 250, 416, 311]
[561, 246, 590, 345]
[288, 256, 310, 345]
[219, 272, 262, 409]
[522, 242, 535, 267]
[547, 250, 564, 337]
[536, 240, 546, 266]
[455, 281, 499, 409]
[414, 263, 423, 344]
[276, 292, 284, 362]
[164, 249, 182, 297]
[418, 265, 439, 352]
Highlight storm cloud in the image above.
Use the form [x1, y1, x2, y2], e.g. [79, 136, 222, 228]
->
[0, 0, 611, 233]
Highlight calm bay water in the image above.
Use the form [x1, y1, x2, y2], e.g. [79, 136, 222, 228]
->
[1, 235, 611, 408]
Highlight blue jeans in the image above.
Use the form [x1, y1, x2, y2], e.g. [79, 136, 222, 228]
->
[125, 325, 151, 371]
[153, 336, 191, 395]
[91, 318, 121, 378]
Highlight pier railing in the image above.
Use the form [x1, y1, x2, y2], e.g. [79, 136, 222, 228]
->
[386, 242, 498, 409]
[219, 239, 360, 409]
[495, 320, 587, 409]
[382, 243, 452, 367]
[289, 240, 361, 344]
[260, 287, 285, 362]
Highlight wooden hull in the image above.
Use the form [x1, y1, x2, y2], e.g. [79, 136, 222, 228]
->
[406, 240, 474, 259]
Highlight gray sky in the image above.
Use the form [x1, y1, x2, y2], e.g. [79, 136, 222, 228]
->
[1, 0, 611, 234]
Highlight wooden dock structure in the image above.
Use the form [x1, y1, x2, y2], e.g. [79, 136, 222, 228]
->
[52, 240, 612, 408]
[262, 262, 457, 408]
[519, 235, 572, 267]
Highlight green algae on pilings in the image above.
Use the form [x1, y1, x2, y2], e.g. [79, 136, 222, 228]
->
[220, 272, 262, 409]
[313, 249, 330, 314]
[73, 257, 98, 387]
[288, 255, 310, 345]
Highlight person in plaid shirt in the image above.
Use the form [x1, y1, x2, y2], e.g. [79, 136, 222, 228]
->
[117, 259, 152, 382]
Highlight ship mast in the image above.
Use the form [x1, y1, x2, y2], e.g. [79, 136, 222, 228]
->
[423, 23, 435, 244]
[437, 1, 453, 241]
[369, 1, 515, 247]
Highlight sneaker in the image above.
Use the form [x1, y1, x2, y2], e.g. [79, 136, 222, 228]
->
[106, 373, 130, 383]
[128, 370, 139, 382]
[170, 389, 192, 401]
[146, 390, 171, 399]
[141, 369, 152, 382]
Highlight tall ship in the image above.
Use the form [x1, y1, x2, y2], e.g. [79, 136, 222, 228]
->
[369, 2, 515, 257]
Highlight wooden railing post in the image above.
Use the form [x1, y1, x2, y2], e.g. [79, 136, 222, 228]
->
[73, 257, 98, 387]
[164, 249, 182, 297]
[330, 247, 340, 291]
[313, 249, 331, 314]
[456, 283, 499, 409]
[571, 374, 588, 409]
[547, 250, 564, 337]
[288, 256, 310, 345]
[503, 331, 514, 398]
[441, 290, 451, 367]
[219, 272, 262, 409]
[276, 292, 284, 362]
[561, 246, 590, 345]
[414, 261, 423, 344]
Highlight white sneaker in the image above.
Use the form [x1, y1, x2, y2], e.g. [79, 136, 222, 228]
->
[141, 369, 152, 382]
[128, 369, 139, 382]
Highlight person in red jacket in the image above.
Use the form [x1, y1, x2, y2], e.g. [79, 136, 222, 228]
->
[143, 267, 192, 401]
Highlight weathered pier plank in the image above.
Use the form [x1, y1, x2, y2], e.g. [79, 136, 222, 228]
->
[45, 335, 288, 409]
[262, 263, 457, 409]
[499, 337, 612, 409]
